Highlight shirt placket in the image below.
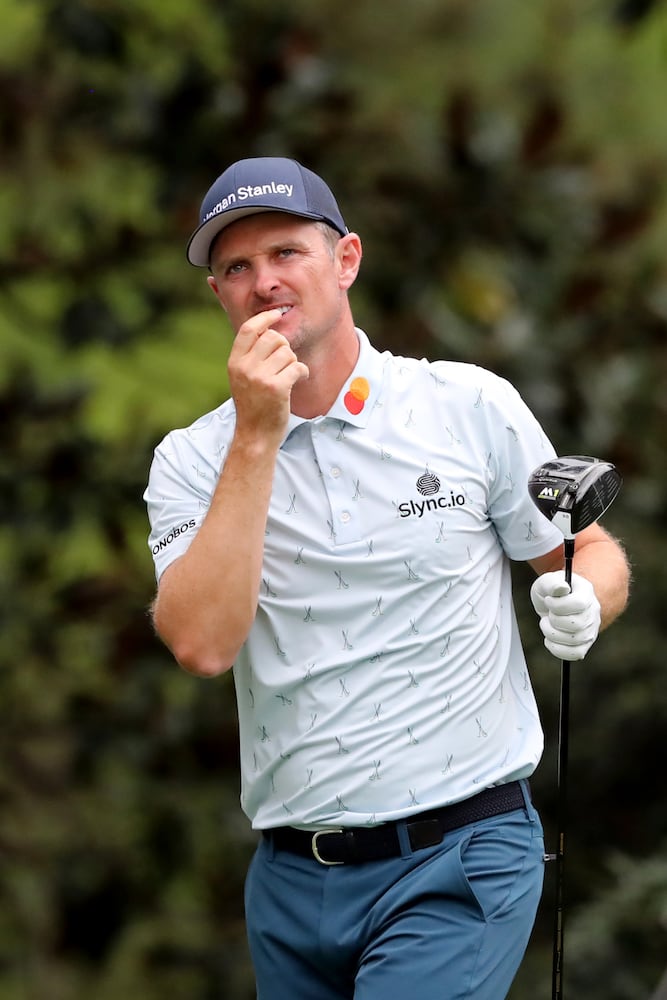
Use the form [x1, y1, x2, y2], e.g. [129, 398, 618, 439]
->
[310, 418, 362, 545]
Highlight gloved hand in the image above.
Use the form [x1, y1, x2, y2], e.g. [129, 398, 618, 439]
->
[530, 571, 601, 661]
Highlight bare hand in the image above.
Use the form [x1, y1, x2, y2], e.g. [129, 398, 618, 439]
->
[228, 309, 309, 443]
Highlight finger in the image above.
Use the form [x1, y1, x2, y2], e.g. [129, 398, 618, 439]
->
[250, 336, 308, 384]
[245, 337, 309, 389]
[541, 617, 598, 643]
[249, 329, 293, 364]
[234, 309, 285, 349]
[545, 608, 598, 633]
[290, 361, 309, 385]
[555, 619, 597, 639]
[545, 593, 595, 616]
[545, 639, 590, 662]
[267, 352, 307, 384]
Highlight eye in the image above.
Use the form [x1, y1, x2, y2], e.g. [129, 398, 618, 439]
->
[225, 261, 247, 276]
[278, 247, 297, 259]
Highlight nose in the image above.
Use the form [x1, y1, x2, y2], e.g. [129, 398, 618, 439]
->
[251, 259, 281, 301]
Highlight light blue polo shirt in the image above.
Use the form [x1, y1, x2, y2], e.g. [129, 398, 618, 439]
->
[145, 329, 563, 830]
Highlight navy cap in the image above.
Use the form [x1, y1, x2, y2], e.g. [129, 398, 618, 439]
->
[186, 157, 349, 266]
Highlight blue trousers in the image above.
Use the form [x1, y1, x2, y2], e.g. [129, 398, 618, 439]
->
[244, 784, 545, 999]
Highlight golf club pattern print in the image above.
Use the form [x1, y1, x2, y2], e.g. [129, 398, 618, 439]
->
[145, 329, 563, 829]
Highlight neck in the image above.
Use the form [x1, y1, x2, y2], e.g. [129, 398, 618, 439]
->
[290, 324, 360, 419]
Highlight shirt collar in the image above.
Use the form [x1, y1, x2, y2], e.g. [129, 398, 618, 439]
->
[325, 328, 385, 428]
[282, 329, 385, 444]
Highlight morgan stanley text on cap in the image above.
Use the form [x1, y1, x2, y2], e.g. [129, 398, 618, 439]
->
[186, 157, 349, 267]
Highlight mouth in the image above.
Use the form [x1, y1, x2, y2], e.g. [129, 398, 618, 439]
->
[254, 305, 294, 328]
[257, 305, 293, 321]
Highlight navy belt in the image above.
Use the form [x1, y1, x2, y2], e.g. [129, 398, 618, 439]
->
[263, 780, 528, 866]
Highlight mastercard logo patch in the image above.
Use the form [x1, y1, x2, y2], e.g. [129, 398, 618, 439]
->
[344, 377, 370, 415]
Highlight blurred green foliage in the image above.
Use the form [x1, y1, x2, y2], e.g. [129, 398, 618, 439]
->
[1, 0, 666, 997]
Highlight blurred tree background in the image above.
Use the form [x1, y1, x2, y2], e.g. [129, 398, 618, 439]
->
[1, 0, 666, 997]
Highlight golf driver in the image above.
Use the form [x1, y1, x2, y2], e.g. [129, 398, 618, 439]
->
[527, 456, 622, 1000]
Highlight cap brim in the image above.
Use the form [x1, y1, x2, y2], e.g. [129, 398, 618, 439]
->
[187, 205, 342, 267]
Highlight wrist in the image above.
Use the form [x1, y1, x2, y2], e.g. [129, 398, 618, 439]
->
[230, 425, 283, 463]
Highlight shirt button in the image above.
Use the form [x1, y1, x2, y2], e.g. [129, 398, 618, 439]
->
[331, 467, 342, 478]
[340, 511, 351, 523]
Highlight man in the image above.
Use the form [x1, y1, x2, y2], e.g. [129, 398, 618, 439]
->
[144, 157, 629, 999]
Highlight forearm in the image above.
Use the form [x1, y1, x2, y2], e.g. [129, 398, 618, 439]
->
[153, 432, 278, 676]
[529, 523, 630, 662]
[571, 528, 630, 630]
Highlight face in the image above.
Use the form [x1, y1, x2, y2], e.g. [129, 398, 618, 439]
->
[207, 213, 361, 356]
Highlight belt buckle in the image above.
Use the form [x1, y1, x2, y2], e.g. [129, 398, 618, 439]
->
[311, 828, 344, 866]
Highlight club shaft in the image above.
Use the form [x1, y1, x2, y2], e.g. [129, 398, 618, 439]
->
[553, 536, 574, 1000]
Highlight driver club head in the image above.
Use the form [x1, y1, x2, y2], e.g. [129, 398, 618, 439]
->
[528, 455, 622, 539]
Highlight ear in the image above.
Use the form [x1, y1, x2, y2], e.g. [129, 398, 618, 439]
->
[336, 233, 362, 292]
[207, 274, 228, 311]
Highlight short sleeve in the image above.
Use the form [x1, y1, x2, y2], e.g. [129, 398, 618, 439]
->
[483, 375, 564, 561]
[143, 433, 209, 582]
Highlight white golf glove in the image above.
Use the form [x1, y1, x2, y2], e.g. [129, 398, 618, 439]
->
[530, 571, 601, 661]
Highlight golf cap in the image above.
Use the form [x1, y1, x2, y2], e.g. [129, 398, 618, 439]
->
[186, 156, 349, 266]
